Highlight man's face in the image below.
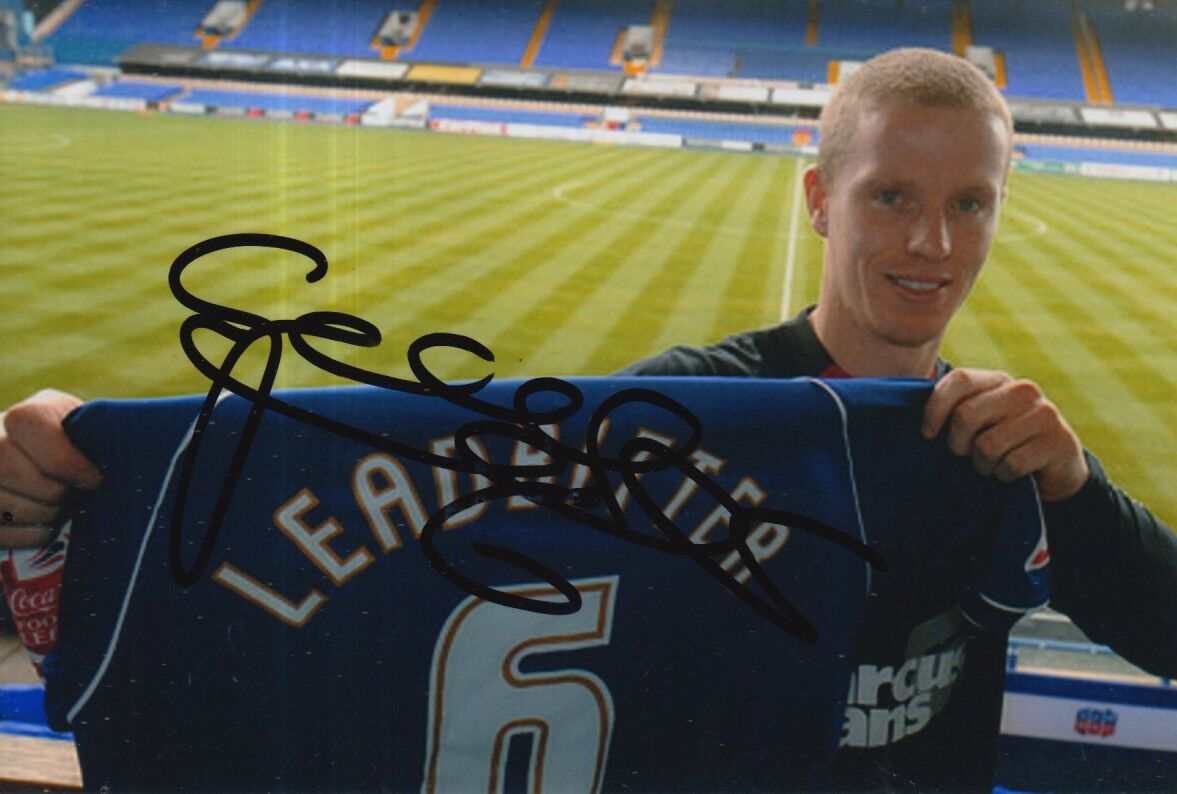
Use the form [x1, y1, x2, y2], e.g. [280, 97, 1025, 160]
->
[806, 100, 1009, 353]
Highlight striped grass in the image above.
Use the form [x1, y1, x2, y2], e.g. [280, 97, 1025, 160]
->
[3, 103, 1177, 523]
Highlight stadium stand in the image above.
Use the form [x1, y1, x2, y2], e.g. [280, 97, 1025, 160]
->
[658, 0, 809, 79]
[428, 101, 595, 126]
[815, 0, 951, 53]
[971, 0, 1086, 101]
[408, 0, 541, 66]
[655, 45, 737, 79]
[6, 66, 85, 90]
[739, 48, 837, 83]
[531, 0, 652, 70]
[1016, 143, 1177, 169]
[45, 0, 203, 66]
[636, 116, 806, 146]
[657, 0, 953, 83]
[23, 0, 1177, 116]
[1085, 0, 1177, 108]
[90, 80, 183, 103]
[179, 88, 374, 116]
[220, 0, 387, 58]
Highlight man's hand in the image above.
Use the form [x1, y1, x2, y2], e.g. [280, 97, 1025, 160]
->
[0, 390, 102, 549]
[922, 369, 1089, 502]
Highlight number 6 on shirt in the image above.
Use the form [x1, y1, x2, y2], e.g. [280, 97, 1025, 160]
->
[423, 577, 620, 793]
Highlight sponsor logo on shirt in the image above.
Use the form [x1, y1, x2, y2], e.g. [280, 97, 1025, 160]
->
[1025, 522, 1050, 571]
[841, 609, 966, 749]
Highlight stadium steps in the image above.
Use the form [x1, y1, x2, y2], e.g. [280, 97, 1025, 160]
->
[1072, 6, 1113, 105]
[374, 31, 399, 60]
[609, 24, 624, 66]
[1084, 9, 1114, 105]
[953, 0, 1008, 89]
[532, 0, 654, 71]
[993, 49, 1008, 88]
[406, 0, 436, 56]
[521, 0, 558, 68]
[951, 0, 972, 55]
[647, 0, 672, 67]
[30, 0, 81, 40]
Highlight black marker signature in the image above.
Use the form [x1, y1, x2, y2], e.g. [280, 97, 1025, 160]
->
[167, 233, 887, 644]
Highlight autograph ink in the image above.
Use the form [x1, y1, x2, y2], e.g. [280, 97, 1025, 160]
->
[167, 233, 887, 643]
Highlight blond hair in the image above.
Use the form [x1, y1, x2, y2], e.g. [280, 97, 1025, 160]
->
[817, 48, 1013, 184]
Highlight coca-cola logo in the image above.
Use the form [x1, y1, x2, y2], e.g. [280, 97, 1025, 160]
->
[8, 586, 59, 616]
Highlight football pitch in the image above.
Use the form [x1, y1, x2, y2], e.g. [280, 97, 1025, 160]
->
[2, 103, 1177, 523]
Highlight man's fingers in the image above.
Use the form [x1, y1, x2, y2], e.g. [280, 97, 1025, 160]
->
[0, 486, 62, 527]
[0, 434, 68, 505]
[954, 386, 1040, 460]
[971, 425, 1045, 482]
[921, 369, 1012, 440]
[0, 524, 54, 550]
[933, 374, 1090, 500]
[0, 390, 98, 550]
[2, 391, 101, 489]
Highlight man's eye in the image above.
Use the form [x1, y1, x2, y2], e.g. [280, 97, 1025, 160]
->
[956, 197, 984, 213]
[875, 190, 902, 206]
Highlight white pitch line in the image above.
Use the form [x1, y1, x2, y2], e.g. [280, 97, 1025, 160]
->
[996, 205, 1050, 243]
[780, 159, 806, 320]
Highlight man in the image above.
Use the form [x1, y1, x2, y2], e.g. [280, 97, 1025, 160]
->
[2, 48, 1176, 790]
[619, 47, 1177, 790]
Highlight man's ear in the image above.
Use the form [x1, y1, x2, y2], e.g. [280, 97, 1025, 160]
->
[803, 165, 829, 238]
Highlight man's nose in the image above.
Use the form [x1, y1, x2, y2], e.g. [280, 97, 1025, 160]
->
[907, 208, 951, 261]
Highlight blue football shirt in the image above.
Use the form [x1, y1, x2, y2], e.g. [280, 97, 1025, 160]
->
[43, 377, 1047, 791]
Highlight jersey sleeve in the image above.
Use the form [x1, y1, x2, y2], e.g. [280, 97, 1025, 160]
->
[955, 477, 1050, 631]
[818, 378, 1051, 634]
[1042, 450, 1177, 678]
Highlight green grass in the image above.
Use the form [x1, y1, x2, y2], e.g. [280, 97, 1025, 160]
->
[3, 103, 1177, 523]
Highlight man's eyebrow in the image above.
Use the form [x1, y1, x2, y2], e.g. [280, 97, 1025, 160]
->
[955, 183, 1001, 198]
[860, 177, 915, 191]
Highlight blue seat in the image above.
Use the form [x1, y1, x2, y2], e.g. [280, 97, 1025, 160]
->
[1085, 1, 1177, 107]
[409, 0, 540, 65]
[8, 68, 88, 91]
[972, 0, 1086, 101]
[223, 0, 388, 58]
[181, 88, 374, 116]
[92, 81, 185, 102]
[46, 0, 204, 65]
[532, 0, 652, 70]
